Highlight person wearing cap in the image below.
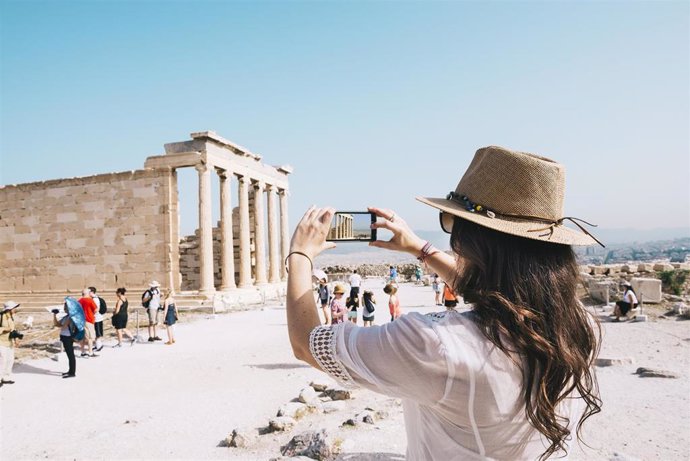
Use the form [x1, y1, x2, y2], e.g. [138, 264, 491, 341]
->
[77, 289, 98, 358]
[142, 281, 163, 342]
[613, 281, 639, 321]
[329, 285, 346, 325]
[0, 301, 20, 385]
[286, 146, 603, 460]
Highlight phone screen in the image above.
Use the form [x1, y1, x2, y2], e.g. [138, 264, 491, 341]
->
[326, 211, 377, 242]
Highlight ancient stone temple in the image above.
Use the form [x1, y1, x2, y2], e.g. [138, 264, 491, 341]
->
[0, 131, 291, 310]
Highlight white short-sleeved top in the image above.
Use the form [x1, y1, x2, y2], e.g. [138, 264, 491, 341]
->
[309, 310, 582, 460]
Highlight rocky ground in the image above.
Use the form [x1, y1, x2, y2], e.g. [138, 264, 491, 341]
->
[1, 278, 688, 460]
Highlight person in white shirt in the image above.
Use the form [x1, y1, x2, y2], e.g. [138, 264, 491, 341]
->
[142, 281, 162, 342]
[89, 287, 104, 351]
[613, 281, 639, 321]
[285, 146, 604, 460]
[348, 270, 362, 299]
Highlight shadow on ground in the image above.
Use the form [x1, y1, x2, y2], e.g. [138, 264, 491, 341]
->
[336, 453, 405, 461]
[246, 363, 311, 370]
[13, 363, 62, 376]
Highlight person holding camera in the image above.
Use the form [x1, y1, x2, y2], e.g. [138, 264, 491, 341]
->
[52, 304, 76, 378]
[0, 301, 21, 386]
[286, 146, 603, 460]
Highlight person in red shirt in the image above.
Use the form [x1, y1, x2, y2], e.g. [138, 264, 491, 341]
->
[78, 288, 98, 357]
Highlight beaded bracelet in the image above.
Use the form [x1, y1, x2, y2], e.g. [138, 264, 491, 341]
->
[284, 251, 314, 274]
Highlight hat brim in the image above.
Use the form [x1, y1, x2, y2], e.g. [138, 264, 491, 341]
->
[2, 303, 20, 312]
[416, 196, 598, 246]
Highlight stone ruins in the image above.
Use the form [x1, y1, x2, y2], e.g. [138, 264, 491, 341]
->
[327, 214, 354, 240]
[0, 131, 291, 309]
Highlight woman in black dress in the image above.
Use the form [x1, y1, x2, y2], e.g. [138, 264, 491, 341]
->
[112, 287, 135, 347]
[162, 290, 178, 345]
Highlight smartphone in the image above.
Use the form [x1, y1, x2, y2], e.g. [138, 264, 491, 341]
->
[326, 211, 377, 242]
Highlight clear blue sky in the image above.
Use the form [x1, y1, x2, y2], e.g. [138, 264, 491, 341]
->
[1, 0, 688, 237]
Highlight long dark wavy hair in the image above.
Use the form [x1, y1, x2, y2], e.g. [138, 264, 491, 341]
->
[450, 218, 601, 460]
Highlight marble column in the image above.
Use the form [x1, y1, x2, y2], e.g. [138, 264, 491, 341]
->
[196, 163, 215, 295]
[279, 189, 289, 281]
[219, 170, 236, 290]
[238, 175, 252, 288]
[266, 184, 281, 283]
[253, 181, 268, 284]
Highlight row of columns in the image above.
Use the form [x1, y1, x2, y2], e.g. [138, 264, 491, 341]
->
[196, 163, 288, 295]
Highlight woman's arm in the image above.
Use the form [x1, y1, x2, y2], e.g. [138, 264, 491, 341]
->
[52, 314, 61, 328]
[114, 299, 121, 316]
[368, 207, 457, 282]
[286, 207, 337, 368]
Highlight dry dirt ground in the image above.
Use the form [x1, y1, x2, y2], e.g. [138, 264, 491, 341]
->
[1, 278, 688, 460]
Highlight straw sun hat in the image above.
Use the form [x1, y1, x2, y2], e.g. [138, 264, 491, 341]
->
[417, 146, 603, 247]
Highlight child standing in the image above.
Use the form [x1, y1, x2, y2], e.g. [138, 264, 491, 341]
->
[345, 294, 359, 324]
[383, 283, 401, 321]
[362, 290, 376, 327]
[317, 278, 331, 325]
[329, 285, 347, 324]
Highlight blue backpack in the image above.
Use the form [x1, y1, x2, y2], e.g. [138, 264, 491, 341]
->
[64, 297, 86, 341]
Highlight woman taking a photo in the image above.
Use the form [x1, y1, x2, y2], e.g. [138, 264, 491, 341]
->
[286, 146, 603, 460]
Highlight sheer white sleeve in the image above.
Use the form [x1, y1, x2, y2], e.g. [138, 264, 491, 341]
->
[308, 313, 449, 404]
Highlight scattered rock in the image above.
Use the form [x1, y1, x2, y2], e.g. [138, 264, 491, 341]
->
[269, 416, 297, 432]
[321, 401, 346, 414]
[342, 418, 358, 427]
[326, 388, 352, 401]
[278, 402, 309, 419]
[635, 367, 679, 379]
[298, 386, 319, 404]
[362, 414, 375, 425]
[123, 419, 137, 425]
[280, 429, 337, 460]
[375, 410, 390, 420]
[226, 427, 257, 448]
[309, 379, 334, 392]
[50, 353, 63, 362]
[594, 357, 634, 367]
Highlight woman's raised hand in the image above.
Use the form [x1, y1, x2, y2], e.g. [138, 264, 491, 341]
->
[289, 206, 337, 260]
[368, 207, 426, 255]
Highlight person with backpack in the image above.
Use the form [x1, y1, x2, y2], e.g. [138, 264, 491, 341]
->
[442, 282, 459, 310]
[362, 290, 376, 327]
[52, 303, 76, 378]
[142, 281, 162, 342]
[89, 286, 107, 351]
[316, 278, 331, 325]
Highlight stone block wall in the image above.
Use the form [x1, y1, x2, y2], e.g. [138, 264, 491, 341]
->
[0, 169, 177, 295]
[179, 206, 258, 291]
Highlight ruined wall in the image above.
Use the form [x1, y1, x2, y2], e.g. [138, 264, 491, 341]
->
[179, 206, 257, 291]
[0, 169, 177, 294]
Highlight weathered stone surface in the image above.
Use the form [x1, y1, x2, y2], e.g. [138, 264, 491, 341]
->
[277, 402, 309, 419]
[635, 367, 679, 379]
[326, 388, 352, 401]
[227, 427, 257, 448]
[631, 277, 662, 303]
[298, 386, 319, 404]
[280, 430, 336, 460]
[594, 357, 635, 367]
[637, 263, 652, 273]
[653, 263, 674, 272]
[587, 281, 616, 303]
[269, 416, 297, 432]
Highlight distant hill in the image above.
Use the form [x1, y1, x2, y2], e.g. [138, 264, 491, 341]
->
[314, 227, 690, 267]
